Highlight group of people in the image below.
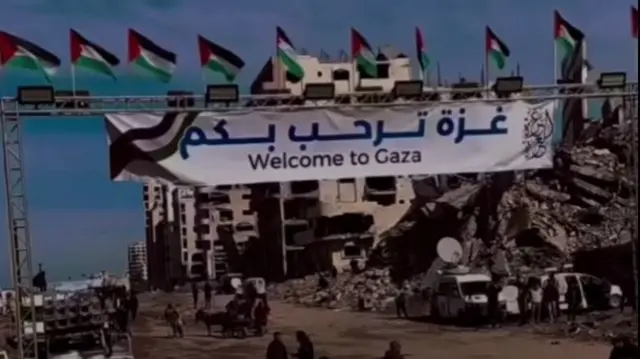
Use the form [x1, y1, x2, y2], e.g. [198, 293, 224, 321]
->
[513, 272, 577, 325]
[99, 287, 139, 356]
[266, 332, 407, 359]
[191, 280, 213, 309]
[224, 291, 269, 336]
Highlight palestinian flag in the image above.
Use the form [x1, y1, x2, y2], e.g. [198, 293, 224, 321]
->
[70, 29, 120, 79]
[198, 35, 245, 82]
[554, 11, 584, 62]
[485, 27, 510, 70]
[415, 27, 430, 72]
[0, 31, 60, 82]
[276, 27, 305, 80]
[128, 29, 176, 83]
[351, 28, 377, 78]
[632, 6, 638, 39]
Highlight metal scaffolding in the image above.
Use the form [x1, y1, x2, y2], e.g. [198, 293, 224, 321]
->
[1, 83, 637, 358]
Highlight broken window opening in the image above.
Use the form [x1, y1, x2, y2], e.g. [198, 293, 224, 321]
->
[195, 239, 211, 250]
[219, 209, 234, 222]
[284, 223, 311, 246]
[365, 177, 396, 191]
[315, 213, 374, 238]
[197, 208, 210, 219]
[290, 180, 319, 195]
[190, 253, 205, 263]
[195, 224, 211, 235]
[342, 242, 364, 258]
[216, 224, 233, 238]
[283, 198, 316, 220]
[199, 192, 231, 205]
[236, 222, 255, 232]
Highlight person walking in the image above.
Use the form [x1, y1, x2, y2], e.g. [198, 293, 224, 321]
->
[529, 279, 543, 324]
[486, 277, 502, 328]
[129, 292, 139, 322]
[164, 304, 183, 338]
[608, 335, 639, 359]
[292, 330, 314, 359]
[395, 284, 409, 319]
[566, 279, 581, 323]
[191, 281, 199, 309]
[383, 341, 405, 359]
[266, 332, 289, 359]
[203, 281, 212, 309]
[543, 273, 559, 323]
[516, 275, 530, 325]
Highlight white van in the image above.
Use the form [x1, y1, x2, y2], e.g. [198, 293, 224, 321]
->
[431, 270, 505, 320]
[541, 272, 623, 310]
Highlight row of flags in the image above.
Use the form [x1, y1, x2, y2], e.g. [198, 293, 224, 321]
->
[0, 7, 638, 85]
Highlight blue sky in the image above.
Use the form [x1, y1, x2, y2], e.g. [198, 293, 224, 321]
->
[0, 0, 637, 286]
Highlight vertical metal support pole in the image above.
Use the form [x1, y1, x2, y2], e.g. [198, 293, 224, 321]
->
[624, 87, 639, 312]
[279, 182, 287, 278]
[1, 101, 38, 358]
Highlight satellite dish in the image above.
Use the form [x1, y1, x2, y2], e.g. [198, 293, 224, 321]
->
[437, 237, 462, 264]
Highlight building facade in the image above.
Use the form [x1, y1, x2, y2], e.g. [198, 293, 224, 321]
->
[145, 49, 425, 286]
[127, 241, 148, 286]
[143, 182, 259, 289]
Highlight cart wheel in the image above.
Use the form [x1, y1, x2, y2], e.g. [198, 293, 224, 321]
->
[609, 294, 622, 309]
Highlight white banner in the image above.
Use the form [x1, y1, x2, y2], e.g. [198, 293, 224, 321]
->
[105, 101, 556, 185]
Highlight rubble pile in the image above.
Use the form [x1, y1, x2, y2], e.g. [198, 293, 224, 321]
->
[268, 268, 424, 311]
[372, 119, 636, 276]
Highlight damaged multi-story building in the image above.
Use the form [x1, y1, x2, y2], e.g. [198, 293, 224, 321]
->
[144, 47, 432, 285]
[142, 182, 258, 289]
[250, 178, 414, 280]
[245, 47, 418, 280]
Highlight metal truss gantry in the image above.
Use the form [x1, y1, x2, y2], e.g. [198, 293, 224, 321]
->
[1, 83, 637, 359]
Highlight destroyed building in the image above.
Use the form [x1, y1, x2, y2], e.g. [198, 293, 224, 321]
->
[249, 177, 414, 280]
[143, 183, 258, 289]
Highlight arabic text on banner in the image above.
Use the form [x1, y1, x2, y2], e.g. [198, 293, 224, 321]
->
[105, 100, 556, 186]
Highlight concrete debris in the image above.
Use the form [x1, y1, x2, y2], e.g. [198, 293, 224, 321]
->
[271, 119, 637, 313]
[364, 120, 637, 289]
[268, 269, 422, 312]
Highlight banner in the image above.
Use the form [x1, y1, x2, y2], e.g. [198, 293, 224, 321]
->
[105, 100, 556, 186]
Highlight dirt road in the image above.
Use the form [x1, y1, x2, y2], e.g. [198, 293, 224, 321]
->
[132, 293, 611, 359]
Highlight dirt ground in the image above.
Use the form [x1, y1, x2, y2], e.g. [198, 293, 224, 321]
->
[131, 292, 612, 359]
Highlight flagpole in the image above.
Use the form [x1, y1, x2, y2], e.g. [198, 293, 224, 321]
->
[71, 64, 77, 96]
[484, 49, 490, 90]
[484, 27, 490, 90]
[275, 28, 282, 90]
[553, 32, 558, 84]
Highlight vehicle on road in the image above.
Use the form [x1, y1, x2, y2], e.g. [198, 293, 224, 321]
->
[430, 267, 506, 321]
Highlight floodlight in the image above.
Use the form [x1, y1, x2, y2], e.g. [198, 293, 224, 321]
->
[205, 84, 239, 104]
[55, 90, 91, 109]
[493, 76, 524, 98]
[303, 83, 335, 100]
[17, 86, 55, 106]
[167, 90, 195, 108]
[392, 80, 424, 98]
[597, 72, 627, 90]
